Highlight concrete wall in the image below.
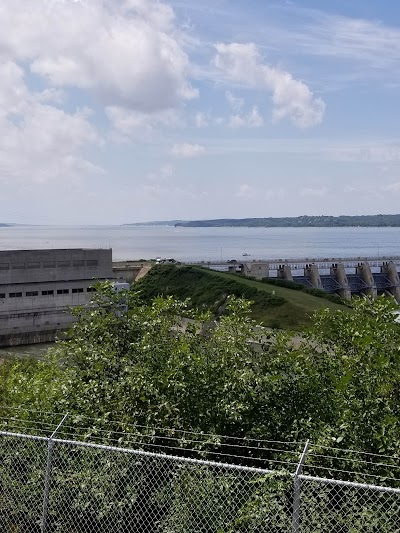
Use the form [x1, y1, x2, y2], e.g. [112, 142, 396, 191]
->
[0, 249, 114, 346]
[0, 248, 112, 284]
[243, 262, 269, 280]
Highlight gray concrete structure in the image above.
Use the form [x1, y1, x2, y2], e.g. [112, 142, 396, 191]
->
[356, 262, 377, 299]
[197, 257, 400, 302]
[0, 249, 114, 346]
[381, 261, 400, 302]
[242, 262, 270, 280]
[277, 264, 293, 282]
[304, 264, 322, 289]
[330, 263, 351, 300]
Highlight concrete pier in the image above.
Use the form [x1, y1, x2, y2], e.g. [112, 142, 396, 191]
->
[356, 262, 377, 299]
[305, 264, 322, 289]
[381, 261, 400, 301]
[330, 263, 351, 300]
[277, 264, 293, 282]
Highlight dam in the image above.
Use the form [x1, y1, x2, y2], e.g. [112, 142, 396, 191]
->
[193, 257, 400, 301]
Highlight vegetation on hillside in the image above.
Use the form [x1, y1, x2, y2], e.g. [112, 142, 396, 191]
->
[1, 285, 398, 457]
[135, 264, 348, 329]
[1, 285, 400, 530]
[175, 214, 400, 228]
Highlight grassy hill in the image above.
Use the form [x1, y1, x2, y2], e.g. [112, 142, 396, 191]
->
[135, 265, 348, 330]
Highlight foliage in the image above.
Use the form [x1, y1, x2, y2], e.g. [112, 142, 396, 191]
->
[137, 264, 285, 311]
[2, 288, 400, 530]
[2, 286, 399, 460]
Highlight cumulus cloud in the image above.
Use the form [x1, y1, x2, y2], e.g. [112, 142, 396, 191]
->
[0, 0, 199, 187]
[225, 91, 244, 112]
[194, 112, 209, 128]
[213, 42, 325, 128]
[229, 107, 263, 128]
[0, 0, 197, 112]
[171, 143, 205, 158]
[0, 60, 101, 183]
[106, 106, 182, 140]
[236, 184, 256, 198]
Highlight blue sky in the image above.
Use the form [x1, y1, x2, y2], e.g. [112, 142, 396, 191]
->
[1, 0, 400, 224]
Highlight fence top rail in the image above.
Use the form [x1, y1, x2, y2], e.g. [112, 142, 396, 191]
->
[0, 429, 49, 442]
[53, 436, 278, 475]
[3, 429, 400, 494]
[299, 474, 400, 495]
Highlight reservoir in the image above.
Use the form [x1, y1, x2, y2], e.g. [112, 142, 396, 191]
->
[0, 225, 399, 262]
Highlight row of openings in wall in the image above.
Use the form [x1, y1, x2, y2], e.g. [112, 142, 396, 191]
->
[0, 260, 99, 271]
[0, 287, 97, 299]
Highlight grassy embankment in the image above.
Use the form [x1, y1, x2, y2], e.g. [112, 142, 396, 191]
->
[136, 265, 348, 330]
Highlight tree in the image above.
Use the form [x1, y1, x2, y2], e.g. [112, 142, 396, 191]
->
[2, 286, 400, 461]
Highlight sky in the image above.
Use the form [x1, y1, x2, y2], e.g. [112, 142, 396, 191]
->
[1, 0, 400, 224]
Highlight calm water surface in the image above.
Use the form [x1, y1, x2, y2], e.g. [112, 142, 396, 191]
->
[0, 225, 399, 262]
[0, 342, 53, 361]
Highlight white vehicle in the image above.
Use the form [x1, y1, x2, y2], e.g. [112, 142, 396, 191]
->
[156, 258, 178, 264]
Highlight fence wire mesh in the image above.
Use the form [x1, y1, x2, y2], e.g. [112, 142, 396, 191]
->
[1, 422, 400, 532]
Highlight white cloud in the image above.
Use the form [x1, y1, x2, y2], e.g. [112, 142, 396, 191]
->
[194, 112, 209, 128]
[300, 187, 328, 197]
[229, 107, 263, 128]
[236, 184, 256, 198]
[292, 11, 400, 70]
[225, 91, 244, 112]
[106, 106, 182, 140]
[171, 143, 205, 158]
[213, 42, 325, 128]
[0, 60, 101, 184]
[147, 163, 175, 182]
[0, 0, 197, 112]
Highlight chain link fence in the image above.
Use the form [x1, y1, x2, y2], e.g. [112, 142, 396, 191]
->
[1, 426, 400, 532]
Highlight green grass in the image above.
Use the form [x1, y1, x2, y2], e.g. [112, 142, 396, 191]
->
[136, 265, 349, 331]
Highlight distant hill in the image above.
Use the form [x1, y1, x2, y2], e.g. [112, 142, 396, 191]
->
[0, 223, 12, 227]
[175, 215, 400, 228]
[123, 220, 185, 227]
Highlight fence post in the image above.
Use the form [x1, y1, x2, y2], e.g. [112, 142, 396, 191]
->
[292, 440, 310, 533]
[41, 413, 68, 533]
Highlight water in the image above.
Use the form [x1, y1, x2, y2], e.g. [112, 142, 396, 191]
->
[0, 225, 399, 262]
[0, 342, 53, 361]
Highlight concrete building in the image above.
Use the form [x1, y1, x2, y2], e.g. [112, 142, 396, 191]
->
[0, 249, 114, 346]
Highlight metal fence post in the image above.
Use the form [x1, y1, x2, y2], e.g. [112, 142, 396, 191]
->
[41, 414, 68, 533]
[292, 439, 310, 533]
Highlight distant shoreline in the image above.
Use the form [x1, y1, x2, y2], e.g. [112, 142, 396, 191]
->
[174, 215, 400, 228]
